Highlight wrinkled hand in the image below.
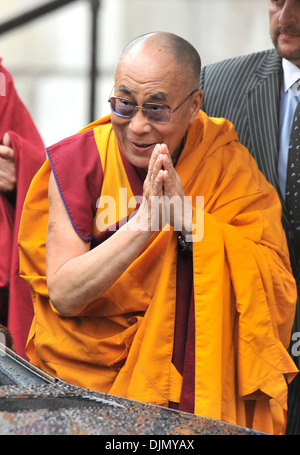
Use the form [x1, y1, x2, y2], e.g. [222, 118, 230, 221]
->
[140, 143, 193, 234]
[0, 133, 16, 193]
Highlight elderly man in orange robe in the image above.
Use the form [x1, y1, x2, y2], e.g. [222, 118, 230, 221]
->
[19, 32, 298, 435]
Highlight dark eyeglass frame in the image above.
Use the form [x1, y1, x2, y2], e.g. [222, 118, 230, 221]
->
[108, 89, 198, 124]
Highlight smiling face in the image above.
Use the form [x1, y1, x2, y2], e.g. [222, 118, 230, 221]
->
[269, 0, 300, 67]
[110, 39, 202, 170]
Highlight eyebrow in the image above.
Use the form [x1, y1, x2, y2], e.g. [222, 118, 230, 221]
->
[149, 92, 167, 102]
[116, 86, 132, 96]
[116, 85, 168, 103]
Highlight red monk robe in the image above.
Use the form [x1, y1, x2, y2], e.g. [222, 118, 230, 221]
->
[0, 60, 45, 357]
[19, 111, 298, 434]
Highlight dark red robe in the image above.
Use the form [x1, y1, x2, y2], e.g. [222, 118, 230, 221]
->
[0, 59, 45, 357]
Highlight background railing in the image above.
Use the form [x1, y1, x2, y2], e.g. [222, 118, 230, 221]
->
[0, 0, 101, 122]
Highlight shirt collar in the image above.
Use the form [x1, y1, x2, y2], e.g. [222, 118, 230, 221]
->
[282, 58, 300, 93]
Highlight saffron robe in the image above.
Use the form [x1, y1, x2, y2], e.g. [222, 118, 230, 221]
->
[18, 111, 298, 434]
[0, 59, 45, 357]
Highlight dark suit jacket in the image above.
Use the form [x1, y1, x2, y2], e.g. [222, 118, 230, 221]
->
[200, 49, 300, 284]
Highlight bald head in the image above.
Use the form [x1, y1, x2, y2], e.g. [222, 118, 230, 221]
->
[117, 32, 201, 88]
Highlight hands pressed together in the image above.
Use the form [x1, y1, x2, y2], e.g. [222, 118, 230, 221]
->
[0, 133, 15, 194]
[139, 143, 193, 236]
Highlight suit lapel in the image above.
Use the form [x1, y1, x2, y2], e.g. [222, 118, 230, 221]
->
[246, 51, 282, 194]
[246, 51, 294, 232]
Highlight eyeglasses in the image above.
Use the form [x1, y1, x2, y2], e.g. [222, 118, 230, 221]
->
[108, 89, 198, 124]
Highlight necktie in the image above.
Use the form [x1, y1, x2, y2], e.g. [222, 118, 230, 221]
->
[286, 100, 300, 239]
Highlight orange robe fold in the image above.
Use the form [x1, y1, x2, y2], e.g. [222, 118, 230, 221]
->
[18, 111, 298, 434]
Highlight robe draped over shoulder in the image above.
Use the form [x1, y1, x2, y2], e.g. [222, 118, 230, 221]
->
[18, 111, 298, 434]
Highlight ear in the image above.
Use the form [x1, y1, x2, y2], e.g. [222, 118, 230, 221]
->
[189, 90, 203, 123]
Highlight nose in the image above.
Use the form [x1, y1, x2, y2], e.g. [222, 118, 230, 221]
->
[128, 108, 152, 135]
[279, 1, 298, 25]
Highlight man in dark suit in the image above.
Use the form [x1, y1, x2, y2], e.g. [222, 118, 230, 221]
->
[200, 0, 300, 434]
